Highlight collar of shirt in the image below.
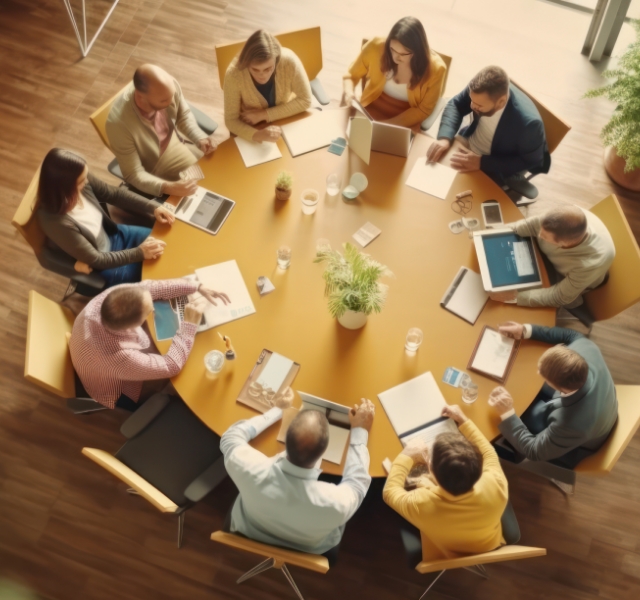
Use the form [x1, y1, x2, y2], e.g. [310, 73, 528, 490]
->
[277, 453, 322, 480]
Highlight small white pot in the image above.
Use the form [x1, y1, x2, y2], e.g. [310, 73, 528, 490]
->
[337, 310, 368, 330]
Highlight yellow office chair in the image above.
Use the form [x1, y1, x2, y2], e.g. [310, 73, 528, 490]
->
[25, 290, 106, 413]
[210, 530, 330, 599]
[415, 537, 546, 599]
[215, 26, 330, 105]
[12, 170, 106, 297]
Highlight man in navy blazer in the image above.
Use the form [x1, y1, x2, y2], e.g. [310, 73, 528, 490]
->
[427, 66, 549, 198]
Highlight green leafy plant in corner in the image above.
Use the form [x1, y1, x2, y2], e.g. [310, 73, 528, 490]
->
[585, 19, 640, 172]
[275, 171, 293, 191]
[313, 243, 392, 318]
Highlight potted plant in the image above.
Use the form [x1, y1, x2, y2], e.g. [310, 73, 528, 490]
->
[314, 242, 391, 330]
[275, 171, 293, 201]
[585, 19, 640, 191]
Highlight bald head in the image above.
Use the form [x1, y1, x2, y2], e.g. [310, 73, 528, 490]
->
[286, 410, 330, 469]
[133, 64, 176, 111]
[540, 206, 588, 245]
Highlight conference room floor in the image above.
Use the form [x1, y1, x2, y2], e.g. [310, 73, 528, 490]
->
[1, 1, 640, 599]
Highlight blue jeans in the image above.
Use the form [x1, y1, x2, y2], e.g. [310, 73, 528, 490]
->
[100, 224, 151, 287]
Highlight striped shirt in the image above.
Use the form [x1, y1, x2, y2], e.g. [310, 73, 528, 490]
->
[69, 279, 198, 409]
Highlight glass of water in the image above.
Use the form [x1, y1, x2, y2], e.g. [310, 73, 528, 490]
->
[204, 350, 225, 379]
[326, 173, 341, 197]
[461, 379, 479, 404]
[405, 327, 424, 352]
[301, 189, 319, 214]
[277, 245, 291, 269]
[316, 238, 331, 254]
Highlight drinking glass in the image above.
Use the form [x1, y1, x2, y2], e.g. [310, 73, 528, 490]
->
[204, 350, 225, 379]
[301, 189, 319, 214]
[277, 246, 291, 269]
[461, 379, 479, 404]
[326, 173, 341, 197]
[316, 238, 331, 254]
[405, 327, 424, 352]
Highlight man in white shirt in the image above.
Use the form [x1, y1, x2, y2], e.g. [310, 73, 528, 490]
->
[220, 397, 375, 563]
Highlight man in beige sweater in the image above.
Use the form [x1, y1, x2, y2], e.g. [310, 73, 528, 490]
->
[107, 64, 216, 198]
[490, 205, 615, 308]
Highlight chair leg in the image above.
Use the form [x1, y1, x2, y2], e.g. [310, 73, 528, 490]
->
[281, 564, 305, 600]
[126, 488, 140, 495]
[550, 478, 576, 496]
[418, 570, 446, 600]
[177, 511, 185, 549]
[237, 557, 276, 584]
[66, 398, 108, 414]
[463, 564, 489, 579]
[503, 458, 577, 495]
[62, 280, 77, 302]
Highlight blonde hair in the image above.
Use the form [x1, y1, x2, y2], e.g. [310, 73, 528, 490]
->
[538, 346, 588, 391]
[237, 30, 281, 70]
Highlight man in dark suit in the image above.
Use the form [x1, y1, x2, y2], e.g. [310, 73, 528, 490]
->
[426, 66, 549, 201]
[488, 322, 618, 469]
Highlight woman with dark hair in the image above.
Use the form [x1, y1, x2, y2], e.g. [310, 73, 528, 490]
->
[342, 17, 447, 127]
[37, 148, 174, 288]
[223, 29, 312, 143]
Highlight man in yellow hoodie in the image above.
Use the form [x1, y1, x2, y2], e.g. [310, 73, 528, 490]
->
[383, 404, 513, 560]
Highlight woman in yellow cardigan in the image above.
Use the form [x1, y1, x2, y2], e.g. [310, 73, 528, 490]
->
[224, 30, 312, 143]
[342, 17, 446, 128]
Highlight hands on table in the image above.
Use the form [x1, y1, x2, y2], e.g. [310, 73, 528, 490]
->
[349, 398, 375, 432]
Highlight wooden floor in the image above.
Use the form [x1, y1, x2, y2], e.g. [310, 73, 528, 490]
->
[1, 0, 640, 598]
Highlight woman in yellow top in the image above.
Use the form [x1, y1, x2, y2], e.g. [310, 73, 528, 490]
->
[224, 30, 312, 143]
[342, 17, 446, 128]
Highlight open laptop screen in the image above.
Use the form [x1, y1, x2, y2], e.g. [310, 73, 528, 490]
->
[482, 232, 541, 288]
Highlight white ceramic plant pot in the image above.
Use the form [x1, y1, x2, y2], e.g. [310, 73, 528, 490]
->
[337, 310, 368, 330]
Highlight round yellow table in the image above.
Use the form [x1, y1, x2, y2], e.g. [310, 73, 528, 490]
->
[145, 111, 554, 476]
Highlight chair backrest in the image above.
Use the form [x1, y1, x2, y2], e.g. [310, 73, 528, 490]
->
[215, 26, 323, 89]
[415, 540, 547, 574]
[510, 80, 571, 154]
[575, 385, 640, 475]
[583, 194, 640, 321]
[25, 290, 76, 398]
[210, 531, 330, 574]
[89, 86, 128, 150]
[82, 447, 179, 513]
[11, 167, 46, 257]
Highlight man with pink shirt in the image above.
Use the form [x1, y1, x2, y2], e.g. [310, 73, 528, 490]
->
[69, 279, 229, 410]
[106, 64, 217, 198]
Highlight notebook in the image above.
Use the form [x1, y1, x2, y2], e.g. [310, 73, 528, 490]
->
[440, 267, 489, 325]
[234, 137, 282, 168]
[378, 372, 458, 448]
[467, 326, 521, 383]
[281, 109, 348, 157]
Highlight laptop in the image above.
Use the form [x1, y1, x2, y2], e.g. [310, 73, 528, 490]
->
[473, 228, 543, 293]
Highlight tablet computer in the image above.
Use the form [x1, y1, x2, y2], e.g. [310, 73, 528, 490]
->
[169, 186, 235, 235]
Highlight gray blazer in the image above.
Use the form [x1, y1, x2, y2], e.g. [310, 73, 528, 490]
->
[499, 326, 617, 467]
[37, 173, 160, 271]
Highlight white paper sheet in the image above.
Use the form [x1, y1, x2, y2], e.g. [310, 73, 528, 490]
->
[234, 137, 282, 168]
[353, 222, 381, 247]
[256, 352, 293, 393]
[323, 425, 351, 464]
[400, 418, 459, 449]
[405, 160, 457, 200]
[441, 267, 489, 325]
[471, 329, 515, 378]
[281, 109, 348, 157]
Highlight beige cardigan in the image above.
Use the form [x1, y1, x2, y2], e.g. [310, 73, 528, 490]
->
[224, 47, 312, 141]
[106, 80, 205, 196]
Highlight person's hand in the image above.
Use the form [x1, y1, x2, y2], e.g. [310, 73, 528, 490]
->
[450, 147, 481, 172]
[240, 109, 268, 125]
[489, 290, 519, 303]
[442, 404, 468, 425]
[197, 284, 230, 306]
[252, 126, 281, 143]
[426, 138, 451, 163]
[274, 393, 294, 410]
[498, 321, 525, 340]
[154, 205, 175, 225]
[162, 179, 198, 197]
[488, 386, 514, 416]
[341, 91, 355, 107]
[183, 299, 206, 326]
[139, 236, 167, 260]
[349, 398, 375, 432]
[402, 438, 430, 463]
[74, 260, 92, 274]
[197, 136, 218, 156]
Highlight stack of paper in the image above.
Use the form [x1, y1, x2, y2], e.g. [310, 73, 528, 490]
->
[405, 160, 457, 200]
[234, 137, 282, 168]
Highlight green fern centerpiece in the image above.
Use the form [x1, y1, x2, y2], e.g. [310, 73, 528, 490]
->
[585, 19, 640, 173]
[314, 243, 392, 319]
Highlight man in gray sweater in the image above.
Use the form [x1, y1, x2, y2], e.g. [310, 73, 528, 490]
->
[489, 205, 615, 308]
[489, 322, 617, 468]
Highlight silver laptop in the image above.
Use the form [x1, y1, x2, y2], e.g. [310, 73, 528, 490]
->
[298, 392, 351, 428]
[353, 98, 415, 157]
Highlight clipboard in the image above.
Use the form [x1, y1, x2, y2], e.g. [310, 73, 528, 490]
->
[467, 325, 521, 384]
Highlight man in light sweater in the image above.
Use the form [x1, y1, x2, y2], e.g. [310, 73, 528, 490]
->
[107, 64, 217, 198]
[490, 205, 615, 309]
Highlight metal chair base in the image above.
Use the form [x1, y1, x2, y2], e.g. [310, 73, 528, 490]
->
[66, 398, 108, 414]
[501, 457, 577, 496]
[237, 557, 305, 600]
[418, 562, 490, 599]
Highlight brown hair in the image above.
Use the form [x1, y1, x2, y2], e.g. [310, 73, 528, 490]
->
[431, 433, 482, 496]
[380, 17, 431, 89]
[469, 66, 510, 100]
[286, 410, 329, 468]
[100, 287, 148, 331]
[38, 148, 86, 215]
[237, 30, 281, 70]
[541, 207, 588, 242]
[538, 346, 589, 391]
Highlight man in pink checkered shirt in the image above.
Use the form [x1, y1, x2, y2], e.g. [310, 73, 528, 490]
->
[69, 278, 229, 410]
